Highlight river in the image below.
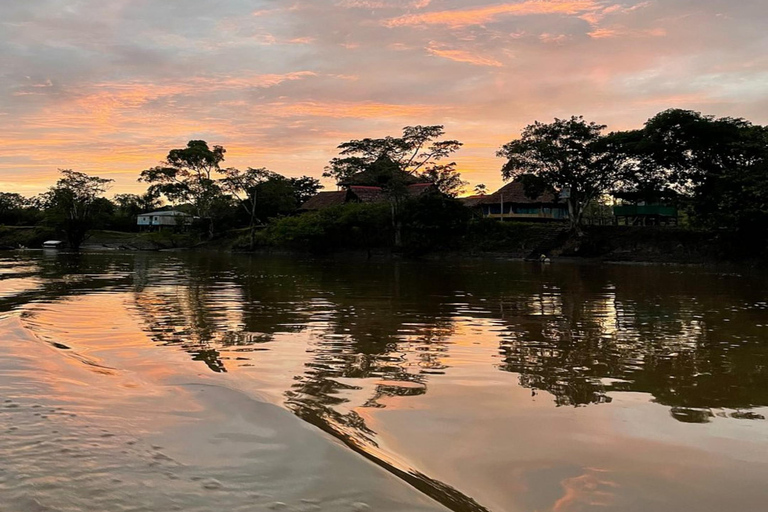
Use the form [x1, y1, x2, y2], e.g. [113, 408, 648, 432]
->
[1, 251, 767, 512]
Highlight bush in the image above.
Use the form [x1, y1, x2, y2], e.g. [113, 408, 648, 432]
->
[263, 203, 391, 253]
[401, 194, 471, 255]
[0, 226, 56, 249]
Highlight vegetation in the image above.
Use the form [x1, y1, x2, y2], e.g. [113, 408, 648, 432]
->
[2, 109, 768, 261]
[497, 116, 627, 232]
[324, 125, 466, 196]
[41, 170, 114, 250]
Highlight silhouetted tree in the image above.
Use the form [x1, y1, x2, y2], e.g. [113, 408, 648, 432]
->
[139, 140, 226, 237]
[43, 169, 113, 250]
[498, 116, 626, 232]
[324, 125, 464, 195]
[629, 110, 768, 239]
[288, 176, 323, 206]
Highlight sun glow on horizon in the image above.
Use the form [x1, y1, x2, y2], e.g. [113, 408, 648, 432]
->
[2, 0, 767, 195]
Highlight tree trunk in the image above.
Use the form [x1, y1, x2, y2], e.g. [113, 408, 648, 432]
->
[567, 198, 584, 235]
[247, 193, 258, 251]
[390, 200, 402, 249]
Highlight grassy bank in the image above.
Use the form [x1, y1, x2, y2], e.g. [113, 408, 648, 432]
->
[1, 218, 746, 266]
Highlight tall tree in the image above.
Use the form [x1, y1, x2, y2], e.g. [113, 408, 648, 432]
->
[325, 126, 464, 246]
[44, 169, 113, 250]
[628, 109, 768, 240]
[497, 116, 625, 231]
[323, 125, 464, 194]
[220, 167, 276, 250]
[139, 140, 226, 237]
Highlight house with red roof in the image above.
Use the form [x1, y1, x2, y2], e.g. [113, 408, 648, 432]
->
[300, 157, 437, 211]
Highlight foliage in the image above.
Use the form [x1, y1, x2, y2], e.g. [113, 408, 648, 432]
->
[44, 169, 114, 250]
[324, 125, 465, 195]
[420, 165, 468, 197]
[263, 203, 391, 253]
[139, 140, 226, 236]
[110, 191, 162, 231]
[0, 193, 42, 226]
[400, 194, 471, 254]
[288, 176, 323, 206]
[0, 226, 56, 249]
[498, 116, 627, 231]
[611, 109, 768, 254]
[221, 168, 322, 249]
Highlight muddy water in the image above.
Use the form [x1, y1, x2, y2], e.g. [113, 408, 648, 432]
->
[1, 252, 767, 512]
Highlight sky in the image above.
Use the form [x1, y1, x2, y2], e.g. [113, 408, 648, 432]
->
[1, 0, 767, 196]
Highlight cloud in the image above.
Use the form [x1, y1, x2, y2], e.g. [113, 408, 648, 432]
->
[1, 0, 768, 194]
[383, 1, 603, 28]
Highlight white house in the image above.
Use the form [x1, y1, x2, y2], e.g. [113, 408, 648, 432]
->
[137, 210, 194, 229]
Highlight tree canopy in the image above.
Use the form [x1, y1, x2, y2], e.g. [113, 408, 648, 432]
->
[45, 169, 114, 249]
[140, 140, 226, 236]
[497, 116, 626, 230]
[324, 125, 466, 196]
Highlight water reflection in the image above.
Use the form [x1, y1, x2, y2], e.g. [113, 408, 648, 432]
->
[3, 252, 768, 511]
[6, 253, 767, 416]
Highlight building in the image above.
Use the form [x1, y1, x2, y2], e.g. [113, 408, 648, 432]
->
[137, 210, 194, 230]
[300, 157, 437, 211]
[462, 181, 568, 221]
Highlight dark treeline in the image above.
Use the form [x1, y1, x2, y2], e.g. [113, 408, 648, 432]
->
[2, 108, 768, 257]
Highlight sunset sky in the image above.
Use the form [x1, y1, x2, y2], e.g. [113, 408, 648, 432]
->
[1, 0, 767, 196]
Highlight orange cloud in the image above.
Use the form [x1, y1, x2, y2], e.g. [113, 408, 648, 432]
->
[426, 45, 503, 67]
[383, 1, 601, 28]
[588, 26, 667, 39]
[264, 101, 450, 119]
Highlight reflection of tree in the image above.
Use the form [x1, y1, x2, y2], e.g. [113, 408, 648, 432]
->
[284, 262, 459, 446]
[130, 254, 312, 373]
[0, 252, 134, 313]
[490, 265, 768, 412]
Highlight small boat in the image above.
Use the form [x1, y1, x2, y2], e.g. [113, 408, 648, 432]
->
[42, 240, 64, 250]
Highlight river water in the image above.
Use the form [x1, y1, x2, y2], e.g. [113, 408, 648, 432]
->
[1, 251, 767, 512]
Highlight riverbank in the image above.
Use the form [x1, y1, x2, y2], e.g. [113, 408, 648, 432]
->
[0, 223, 737, 265]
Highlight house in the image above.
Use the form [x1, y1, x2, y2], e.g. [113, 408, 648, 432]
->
[462, 181, 568, 221]
[137, 210, 194, 230]
[300, 157, 437, 211]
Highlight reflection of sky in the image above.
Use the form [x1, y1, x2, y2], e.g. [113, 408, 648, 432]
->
[6, 253, 768, 512]
[2, 1, 768, 195]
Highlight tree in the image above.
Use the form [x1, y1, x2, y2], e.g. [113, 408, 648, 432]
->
[44, 169, 113, 250]
[221, 167, 278, 250]
[0, 193, 32, 225]
[325, 126, 464, 246]
[113, 191, 161, 215]
[139, 140, 226, 237]
[111, 191, 162, 231]
[288, 176, 323, 206]
[420, 166, 467, 197]
[473, 184, 488, 196]
[497, 116, 625, 232]
[323, 125, 464, 192]
[627, 109, 768, 247]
